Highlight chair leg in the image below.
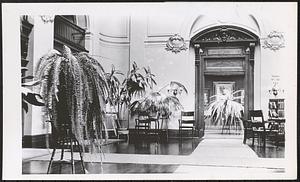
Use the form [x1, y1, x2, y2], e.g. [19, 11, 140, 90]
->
[221, 124, 224, 134]
[60, 148, 65, 160]
[252, 132, 255, 147]
[59, 148, 64, 173]
[47, 148, 56, 174]
[276, 135, 280, 147]
[70, 138, 75, 174]
[243, 130, 247, 144]
[179, 127, 181, 139]
[263, 134, 266, 148]
[78, 146, 85, 174]
[191, 128, 194, 138]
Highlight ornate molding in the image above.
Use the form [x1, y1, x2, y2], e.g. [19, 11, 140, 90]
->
[165, 34, 188, 53]
[40, 15, 55, 23]
[262, 31, 285, 51]
[196, 26, 257, 43]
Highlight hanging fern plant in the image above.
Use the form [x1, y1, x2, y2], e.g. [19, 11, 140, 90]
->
[35, 45, 110, 153]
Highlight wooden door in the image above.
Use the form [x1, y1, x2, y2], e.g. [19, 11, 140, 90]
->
[192, 26, 258, 136]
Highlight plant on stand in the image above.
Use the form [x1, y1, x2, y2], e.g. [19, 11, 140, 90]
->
[205, 90, 244, 134]
[105, 64, 125, 134]
[35, 45, 110, 154]
[119, 62, 156, 127]
[130, 81, 188, 126]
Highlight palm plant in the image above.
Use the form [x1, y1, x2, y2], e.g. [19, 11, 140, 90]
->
[159, 81, 188, 96]
[35, 45, 110, 152]
[143, 66, 157, 90]
[205, 90, 244, 129]
[130, 81, 187, 118]
[105, 64, 124, 107]
[131, 91, 183, 117]
[120, 61, 155, 104]
[119, 61, 156, 116]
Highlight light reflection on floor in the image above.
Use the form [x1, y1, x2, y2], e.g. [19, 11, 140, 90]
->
[22, 161, 179, 174]
[248, 143, 285, 158]
[100, 138, 203, 155]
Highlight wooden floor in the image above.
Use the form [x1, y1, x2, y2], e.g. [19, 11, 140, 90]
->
[248, 141, 285, 158]
[100, 138, 202, 155]
[22, 161, 179, 174]
[22, 131, 285, 176]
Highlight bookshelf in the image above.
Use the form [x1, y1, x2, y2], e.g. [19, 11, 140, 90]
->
[268, 98, 285, 120]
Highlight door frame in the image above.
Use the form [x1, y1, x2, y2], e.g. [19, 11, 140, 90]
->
[192, 26, 258, 136]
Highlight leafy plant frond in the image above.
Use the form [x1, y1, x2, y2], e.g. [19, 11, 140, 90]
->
[170, 81, 188, 94]
[22, 80, 41, 87]
[130, 91, 183, 117]
[205, 89, 244, 126]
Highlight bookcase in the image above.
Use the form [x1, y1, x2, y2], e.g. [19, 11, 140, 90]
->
[268, 98, 285, 144]
[268, 98, 285, 119]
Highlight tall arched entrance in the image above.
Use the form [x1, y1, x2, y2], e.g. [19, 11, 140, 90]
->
[191, 26, 259, 136]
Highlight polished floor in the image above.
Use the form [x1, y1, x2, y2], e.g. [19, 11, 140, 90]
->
[248, 142, 285, 158]
[101, 138, 202, 155]
[23, 161, 179, 174]
[22, 131, 286, 178]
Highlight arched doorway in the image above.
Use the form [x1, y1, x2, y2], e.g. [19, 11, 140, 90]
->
[191, 26, 259, 135]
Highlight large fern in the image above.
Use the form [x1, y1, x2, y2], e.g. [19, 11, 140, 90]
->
[35, 45, 109, 153]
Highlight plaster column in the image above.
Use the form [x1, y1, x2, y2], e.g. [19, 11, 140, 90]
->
[129, 15, 146, 66]
[128, 14, 147, 128]
[26, 15, 54, 136]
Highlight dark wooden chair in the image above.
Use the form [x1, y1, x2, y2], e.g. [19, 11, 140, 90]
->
[178, 111, 196, 138]
[249, 110, 268, 148]
[135, 112, 151, 135]
[148, 112, 161, 141]
[242, 118, 253, 144]
[46, 120, 85, 174]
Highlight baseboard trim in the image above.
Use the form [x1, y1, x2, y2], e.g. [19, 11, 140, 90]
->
[22, 134, 52, 148]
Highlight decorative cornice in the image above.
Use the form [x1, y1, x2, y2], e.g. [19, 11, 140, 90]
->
[165, 34, 188, 54]
[40, 15, 55, 24]
[262, 31, 285, 51]
[200, 27, 254, 42]
[192, 26, 258, 43]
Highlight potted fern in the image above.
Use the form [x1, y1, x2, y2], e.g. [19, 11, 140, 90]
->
[35, 45, 110, 153]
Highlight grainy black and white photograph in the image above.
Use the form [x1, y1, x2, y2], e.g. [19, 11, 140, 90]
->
[2, 2, 297, 180]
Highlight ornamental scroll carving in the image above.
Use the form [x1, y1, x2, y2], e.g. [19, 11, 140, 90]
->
[262, 31, 285, 51]
[199, 27, 253, 42]
[165, 34, 188, 53]
[40, 15, 55, 23]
